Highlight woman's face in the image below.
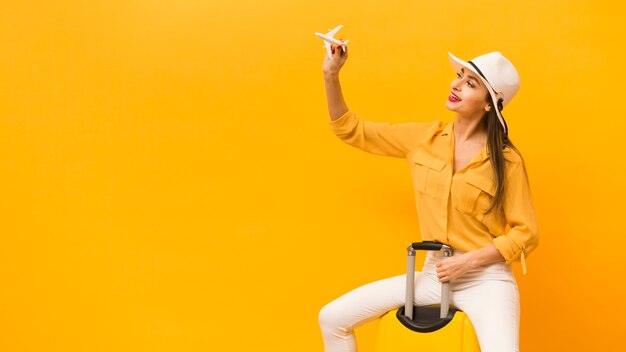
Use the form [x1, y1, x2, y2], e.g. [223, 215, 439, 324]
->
[445, 67, 491, 118]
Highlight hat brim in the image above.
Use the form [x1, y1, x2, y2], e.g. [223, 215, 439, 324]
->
[448, 52, 506, 132]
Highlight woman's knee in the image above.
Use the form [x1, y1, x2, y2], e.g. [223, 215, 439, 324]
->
[318, 300, 342, 330]
[318, 274, 408, 331]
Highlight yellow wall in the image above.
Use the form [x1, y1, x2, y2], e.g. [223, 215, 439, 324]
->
[1, 1, 624, 351]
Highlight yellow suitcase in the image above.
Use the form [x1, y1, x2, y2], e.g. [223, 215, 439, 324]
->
[375, 242, 480, 352]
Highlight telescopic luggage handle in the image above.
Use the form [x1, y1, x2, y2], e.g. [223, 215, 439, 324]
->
[396, 241, 456, 333]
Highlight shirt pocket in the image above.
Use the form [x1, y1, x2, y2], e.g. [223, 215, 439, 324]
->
[411, 152, 446, 198]
[452, 173, 495, 221]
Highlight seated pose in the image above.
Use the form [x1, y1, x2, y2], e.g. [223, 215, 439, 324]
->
[318, 43, 539, 352]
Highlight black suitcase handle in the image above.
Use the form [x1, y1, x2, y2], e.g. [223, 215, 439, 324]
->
[396, 241, 456, 333]
[411, 241, 447, 251]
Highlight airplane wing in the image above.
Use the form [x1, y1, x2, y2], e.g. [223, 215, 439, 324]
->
[326, 25, 343, 37]
[319, 25, 343, 58]
[324, 40, 332, 59]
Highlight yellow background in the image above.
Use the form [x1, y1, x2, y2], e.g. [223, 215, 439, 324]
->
[1, 0, 624, 351]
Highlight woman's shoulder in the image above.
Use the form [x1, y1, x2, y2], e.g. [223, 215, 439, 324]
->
[387, 119, 446, 143]
[401, 119, 446, 135]
[503, 145, 525, 165]
[399, 119, 444, 128]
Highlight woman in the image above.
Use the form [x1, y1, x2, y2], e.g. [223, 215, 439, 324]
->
[318, 42, 539, 352]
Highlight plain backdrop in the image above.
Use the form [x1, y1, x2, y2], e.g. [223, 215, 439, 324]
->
[1, 1, 624, 351]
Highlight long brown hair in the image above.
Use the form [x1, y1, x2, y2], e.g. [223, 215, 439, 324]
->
[482, 96, 524, 216]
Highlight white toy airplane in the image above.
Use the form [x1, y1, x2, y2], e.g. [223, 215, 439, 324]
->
[315, 25, 349, 58]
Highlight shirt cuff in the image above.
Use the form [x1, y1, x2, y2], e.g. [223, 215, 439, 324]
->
[328, 110, 358, 135]
[493, 235, 524, 265]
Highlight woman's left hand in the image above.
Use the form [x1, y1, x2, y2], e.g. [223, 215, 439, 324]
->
[435, 253, 476, 282]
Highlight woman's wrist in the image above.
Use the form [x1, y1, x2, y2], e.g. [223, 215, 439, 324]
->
[323, 70, 340, 78]
[465, 251, 480, 270]
[465, 245, 504, 269]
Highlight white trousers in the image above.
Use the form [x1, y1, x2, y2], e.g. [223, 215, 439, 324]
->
[319, 251, 520, 352]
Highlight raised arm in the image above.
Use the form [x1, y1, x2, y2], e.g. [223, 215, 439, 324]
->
[322, 42, 349, 121]
[321, 42, 437, 158]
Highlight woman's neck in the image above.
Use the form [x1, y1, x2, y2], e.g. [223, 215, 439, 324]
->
[453, 114, 487, 145]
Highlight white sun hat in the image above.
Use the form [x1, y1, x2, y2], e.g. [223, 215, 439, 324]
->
[448, 52, 520, 138]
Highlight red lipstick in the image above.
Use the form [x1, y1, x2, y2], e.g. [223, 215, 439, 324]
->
[448, 93, 461, 102]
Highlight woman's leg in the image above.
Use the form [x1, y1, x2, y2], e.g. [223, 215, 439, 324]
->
[318, 272, 440, 352]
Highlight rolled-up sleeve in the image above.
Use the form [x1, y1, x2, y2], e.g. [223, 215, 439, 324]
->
[329, 110, 438, 158]
[493, 159, 539, 265]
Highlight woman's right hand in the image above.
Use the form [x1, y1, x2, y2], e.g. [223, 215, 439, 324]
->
[322, 42, 348, 75]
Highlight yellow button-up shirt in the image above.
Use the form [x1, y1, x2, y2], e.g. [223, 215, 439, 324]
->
[330, 110, 539, 273]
